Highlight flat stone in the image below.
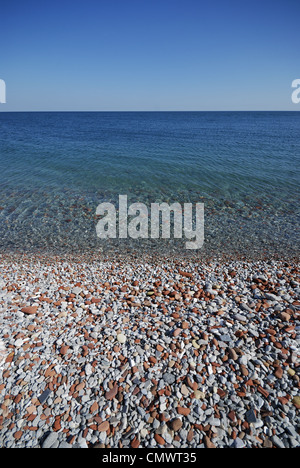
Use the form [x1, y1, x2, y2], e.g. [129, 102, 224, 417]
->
[232, 437, 246, 448]
[181, 384, 190, 396]
[234, 313, 247, 322]
[192, 339, 200, 349]
[21, 306, 38, 315]
[245, 409, 257, 424]
[272, 435, 285, 449]
[292, 396, 300, 409]
[219, 334, 232, 342]
[163, 373, 175, 384]
[105, 384, 118, 400]
[274, 366, 283, 379]
[170, 418, 183, 432]
[154, 434, 166, 445]
[193, 390, 205, 400]
[280, 312, 291, 321]
[13, 431, 23, 440]
[204, 435, 216, 448]
[60, 345, 69, 355]
[228, 348, 238, 361]
[117, 334, 126, 344]
[58, 441, 72, 448]
[38, 388, 52, 405]
[98, 421, 109, 432]
[90, 401, 99, 413]
[177, 406, 190, 416]
[42, 432, 59, 448]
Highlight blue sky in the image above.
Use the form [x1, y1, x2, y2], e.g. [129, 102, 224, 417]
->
[0, 0, 299, 111]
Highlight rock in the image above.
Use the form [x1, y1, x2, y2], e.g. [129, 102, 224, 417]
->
[98, 421, 109, 432]
[240, 365, 249, 377]
[227, 410, 236, 422]
[292, 396, 300, 409]
[240, 303, 252, 313]
[163, 373, 175, 384]
[21, 306, 38, 315]
[204, 436, 216, 448]
[193, 390, 205, 400]
[38, 388, 51, 404]
[181, 384, 190, 396]
[263, 437, 273, 448]
[76, 434, 89, 448]
[140, 428, 148, 438]
[58, 311, 68, 318]
[219, 334, 232, 342]
[13, 431, 23, 440]
[265, 293, 280, 302]
[131, 437, 140, 448]
[234, 313, 247, 322]
[232, 437, 246, 448]
[105, 384, 118, 401]
[58, 441, 72, 448]
[245, 409, 257, 424]
[117, 334, 126, 344]
[90, 401, 99, 413]
[271, 435, 285, 449]
[178, 269, 193, 278]
[15, 339, 23, 347]
[154, 434, 166, 445]
[91, 297, 101, 303]
[177, 406, 190, 416]
[228, 348, 238, 361]
[280, 312, 291, 321]
[85, 363, 93, 375]
[170, 418, 183, 432]
[60, 345, 69, 355]
[42, 432, 58, 448]
[53, 419, 61, 431]
[274, 366, 283, 379]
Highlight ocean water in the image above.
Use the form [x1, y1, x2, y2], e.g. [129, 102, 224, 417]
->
[0, 111, 299, 259]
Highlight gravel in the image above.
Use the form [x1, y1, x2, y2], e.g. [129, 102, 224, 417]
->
[0, 252, 299, 448]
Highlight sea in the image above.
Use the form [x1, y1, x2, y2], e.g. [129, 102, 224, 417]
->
[0, 111, 299, 260]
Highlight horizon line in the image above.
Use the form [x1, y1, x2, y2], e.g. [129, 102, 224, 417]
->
[0, 109, 299, 113]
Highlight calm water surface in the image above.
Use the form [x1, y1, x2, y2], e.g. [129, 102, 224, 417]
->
[0, 111, 299, 259]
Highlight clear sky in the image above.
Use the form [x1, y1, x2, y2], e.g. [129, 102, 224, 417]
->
[0, 0, 299, 111]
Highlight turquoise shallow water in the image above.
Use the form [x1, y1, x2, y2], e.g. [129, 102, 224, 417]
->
[0, 111, 299, 259]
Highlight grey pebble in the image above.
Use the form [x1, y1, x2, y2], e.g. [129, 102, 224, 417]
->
[42, 432, 59, 448]
[162, 373, 176, 384]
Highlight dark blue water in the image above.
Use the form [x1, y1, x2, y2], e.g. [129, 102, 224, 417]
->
[0, 111, 299, 259]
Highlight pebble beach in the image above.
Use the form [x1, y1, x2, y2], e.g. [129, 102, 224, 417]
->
[0, 252, 299, 448]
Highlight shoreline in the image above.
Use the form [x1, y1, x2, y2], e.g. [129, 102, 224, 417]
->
[0, 246, 299, 265]
[0, 253, 299, 448]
